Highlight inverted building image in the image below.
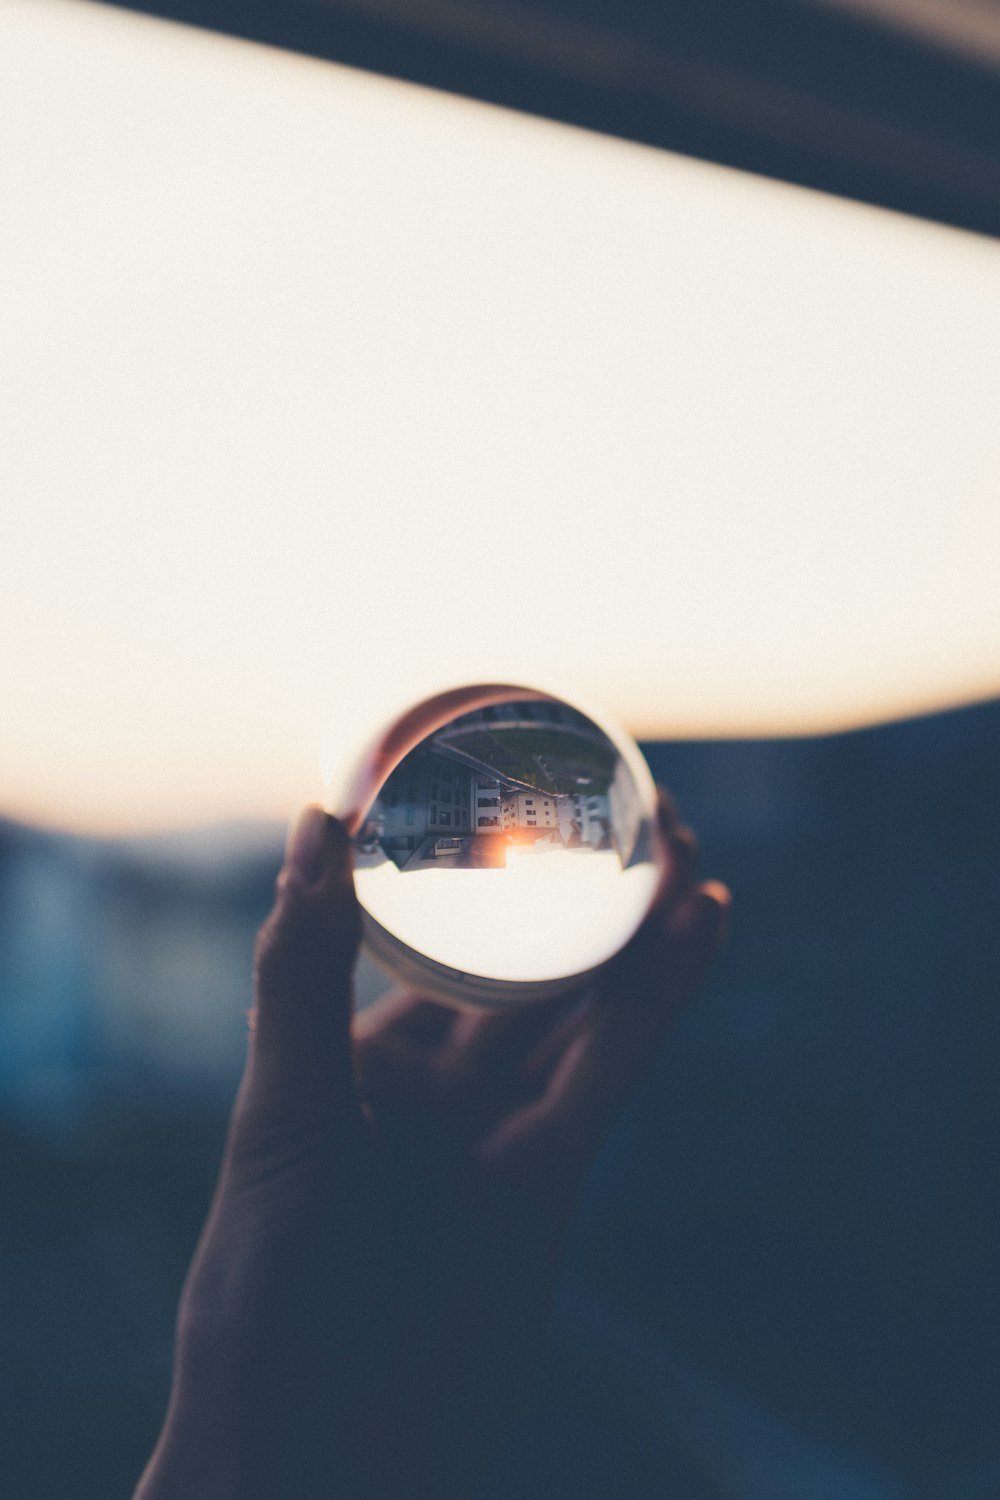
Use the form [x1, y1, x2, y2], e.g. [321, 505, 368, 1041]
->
[368, 699, 629, 871]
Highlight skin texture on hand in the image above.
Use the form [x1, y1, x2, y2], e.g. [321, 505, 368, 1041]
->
[135, 798, 729, 1500]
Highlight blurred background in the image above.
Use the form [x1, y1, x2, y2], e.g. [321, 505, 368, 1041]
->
[3, 0, 1000, 1495]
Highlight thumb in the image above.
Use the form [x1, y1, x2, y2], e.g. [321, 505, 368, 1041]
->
[244, 805, 361, 1109]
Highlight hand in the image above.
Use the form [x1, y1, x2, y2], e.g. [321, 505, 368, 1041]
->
[136, 799, 729, 1500]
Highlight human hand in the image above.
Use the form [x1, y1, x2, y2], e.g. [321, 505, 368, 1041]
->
[135, 798, 728, 1500]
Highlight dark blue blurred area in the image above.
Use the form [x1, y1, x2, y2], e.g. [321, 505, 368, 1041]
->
[3, 700, 999, 1499]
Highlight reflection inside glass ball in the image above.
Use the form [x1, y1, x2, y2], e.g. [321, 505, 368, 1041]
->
[349, 690, 661, 1006]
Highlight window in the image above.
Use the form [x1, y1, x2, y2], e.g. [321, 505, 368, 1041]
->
[405, 807, 415, 826]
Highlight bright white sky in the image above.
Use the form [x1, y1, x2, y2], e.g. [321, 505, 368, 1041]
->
[3, 0, 1000, 833]
[356, 848, 660, 982]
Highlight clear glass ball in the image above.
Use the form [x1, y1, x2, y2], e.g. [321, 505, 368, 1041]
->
[330, 685, 664, 1008]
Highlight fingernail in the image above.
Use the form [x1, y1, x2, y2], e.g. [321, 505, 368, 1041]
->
[700, 879, 732, 910]
[702, 881, 732, 939]
[284, 805, 330, 883]
[670, 882, 732, 944]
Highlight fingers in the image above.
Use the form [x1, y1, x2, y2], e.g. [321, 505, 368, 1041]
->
[444, 995, 576, 1075]
[603, 877, 730, 1030]
[655, 785, 678, 833]
[659, 824, 699, 905]
[552, 881, 730, 1149]
[353, 986, 453, 1047]
[353, 988, 455, 1116]
[608, 786, 719, 999]
[353, 987, 570, 1126]
[514, 798, 704, 1083]
[354, 983, 572, 1082]
[244, 805, 361, 1108]
[441, 791, 700, 1089]
[480, 846, 730, 1195]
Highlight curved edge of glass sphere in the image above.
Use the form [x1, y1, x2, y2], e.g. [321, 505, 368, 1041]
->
[360, 909, 605, 1010]
[327, 682, 664, 1009]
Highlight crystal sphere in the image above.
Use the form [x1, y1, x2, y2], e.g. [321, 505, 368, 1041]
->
[330, 685, 664, 1008]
